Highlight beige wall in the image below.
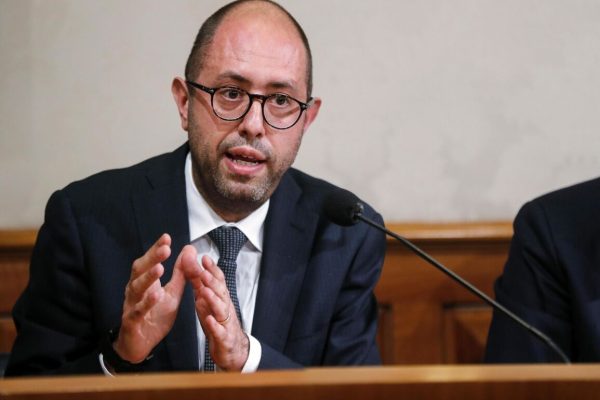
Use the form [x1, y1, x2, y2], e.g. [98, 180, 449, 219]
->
[2, 0, 600, 228]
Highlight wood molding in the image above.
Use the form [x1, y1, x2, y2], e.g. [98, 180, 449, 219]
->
[0, 230, 37, 249]
[386, 221, 512, 242]
[0, 222, 512, 247]
[2, 365, 600, 400]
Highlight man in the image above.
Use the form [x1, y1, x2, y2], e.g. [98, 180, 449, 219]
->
[485, 177, 600, 363]
[6, 0, 385, 375]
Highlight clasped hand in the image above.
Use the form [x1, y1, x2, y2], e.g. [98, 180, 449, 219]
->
[113, 234, 249, 370]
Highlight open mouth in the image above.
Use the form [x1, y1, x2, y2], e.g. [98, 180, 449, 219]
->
[226, 153, 263, 166]
[225, 146, 267, 166]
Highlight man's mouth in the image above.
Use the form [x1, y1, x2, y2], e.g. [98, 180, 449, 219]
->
[227, 153, 262, 166]
[224, 146, 267, 171]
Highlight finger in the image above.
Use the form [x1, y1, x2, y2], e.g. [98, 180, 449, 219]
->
[195, 295, 211, 321]
[126, 263, 164, 304]
[166, 245, 197, 298]
[198, 255, 230, 302]
[126, 234, 170, 304]
[197, 299, 229, 343]
[204, 314, 228, 338]
[197, 283, 233, 328]
[193, 256, 232, 326]
[201, 254, 225, 281]
[187, 255, 224, 298]
[130, 233, 172, 279]
[182, 250, 207, 287]
[125, 286, 163, 323]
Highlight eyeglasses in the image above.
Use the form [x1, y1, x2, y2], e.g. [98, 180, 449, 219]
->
[186, 80, 313, 130]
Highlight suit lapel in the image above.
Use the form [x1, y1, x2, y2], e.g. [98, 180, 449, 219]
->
[131, 143, 198, 371]
[252, 171, 319, 351]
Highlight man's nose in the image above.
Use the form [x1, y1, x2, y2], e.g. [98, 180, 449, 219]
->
[238, 99, 265, 139]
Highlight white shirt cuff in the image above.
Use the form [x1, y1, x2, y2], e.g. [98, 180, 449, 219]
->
[241, 334, 261, 373]
[99, 353, 115, 376]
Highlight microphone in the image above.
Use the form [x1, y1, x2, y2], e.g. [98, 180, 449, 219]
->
[324, 188, 571, 364]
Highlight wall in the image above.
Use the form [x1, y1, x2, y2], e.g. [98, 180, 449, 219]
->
[2, 0, 600, 228]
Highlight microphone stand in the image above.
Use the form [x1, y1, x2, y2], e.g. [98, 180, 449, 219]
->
[355, 212, 571, 364]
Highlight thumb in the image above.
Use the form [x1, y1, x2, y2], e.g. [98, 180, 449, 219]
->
[165, 245, 197, 298]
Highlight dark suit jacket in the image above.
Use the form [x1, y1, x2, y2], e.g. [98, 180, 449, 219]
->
[6, 143, 385, 375]
[485, 177, 600, 363]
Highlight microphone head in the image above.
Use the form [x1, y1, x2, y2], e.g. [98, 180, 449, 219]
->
[324, 188, 364, 226]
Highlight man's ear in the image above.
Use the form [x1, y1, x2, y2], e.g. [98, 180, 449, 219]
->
[302, 97, 322, 133]
[171, 77, 189, 131]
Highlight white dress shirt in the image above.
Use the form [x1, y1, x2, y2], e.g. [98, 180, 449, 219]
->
[185, 152, 268, 372]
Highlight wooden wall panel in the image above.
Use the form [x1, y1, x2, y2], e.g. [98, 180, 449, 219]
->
[0, 231, 34, 354]
[443, 306, 494, 364]
[0, 223, 512, 364]
[375, 222, 511, 364]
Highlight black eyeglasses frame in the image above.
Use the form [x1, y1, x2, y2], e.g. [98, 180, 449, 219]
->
[186, 80, 313, 130]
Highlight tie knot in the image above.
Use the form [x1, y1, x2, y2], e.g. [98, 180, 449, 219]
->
[208, 226, 247, 262]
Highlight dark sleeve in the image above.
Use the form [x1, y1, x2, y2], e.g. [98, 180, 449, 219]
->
[259, 212, 385, 369]
[320, 211, 384, 365]
[258, 343, 302, 369]
[5, 190, 103, 376]
[484, 200, 572, 363]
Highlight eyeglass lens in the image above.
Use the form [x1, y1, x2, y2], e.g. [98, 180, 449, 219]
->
[212, 87, 302, 129]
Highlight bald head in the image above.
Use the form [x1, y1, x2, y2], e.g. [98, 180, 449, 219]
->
[185, 0, 313, 97]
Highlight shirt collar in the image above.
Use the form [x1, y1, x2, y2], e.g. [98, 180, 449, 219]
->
[185, 152, 269, 251]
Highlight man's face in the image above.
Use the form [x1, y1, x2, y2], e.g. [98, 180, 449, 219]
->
[179, 8, 320, 219]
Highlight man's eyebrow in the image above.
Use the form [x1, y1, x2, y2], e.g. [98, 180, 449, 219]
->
[215, 72, 251, 85]
[214, 71, 297, 92]
[268, 81, 297, 91]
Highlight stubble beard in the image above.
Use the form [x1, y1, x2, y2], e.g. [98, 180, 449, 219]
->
[188, 118, 302, 218]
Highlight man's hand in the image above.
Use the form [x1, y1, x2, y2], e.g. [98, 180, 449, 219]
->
[183, 253, 249, 371]
[113, 234, 190, 363]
